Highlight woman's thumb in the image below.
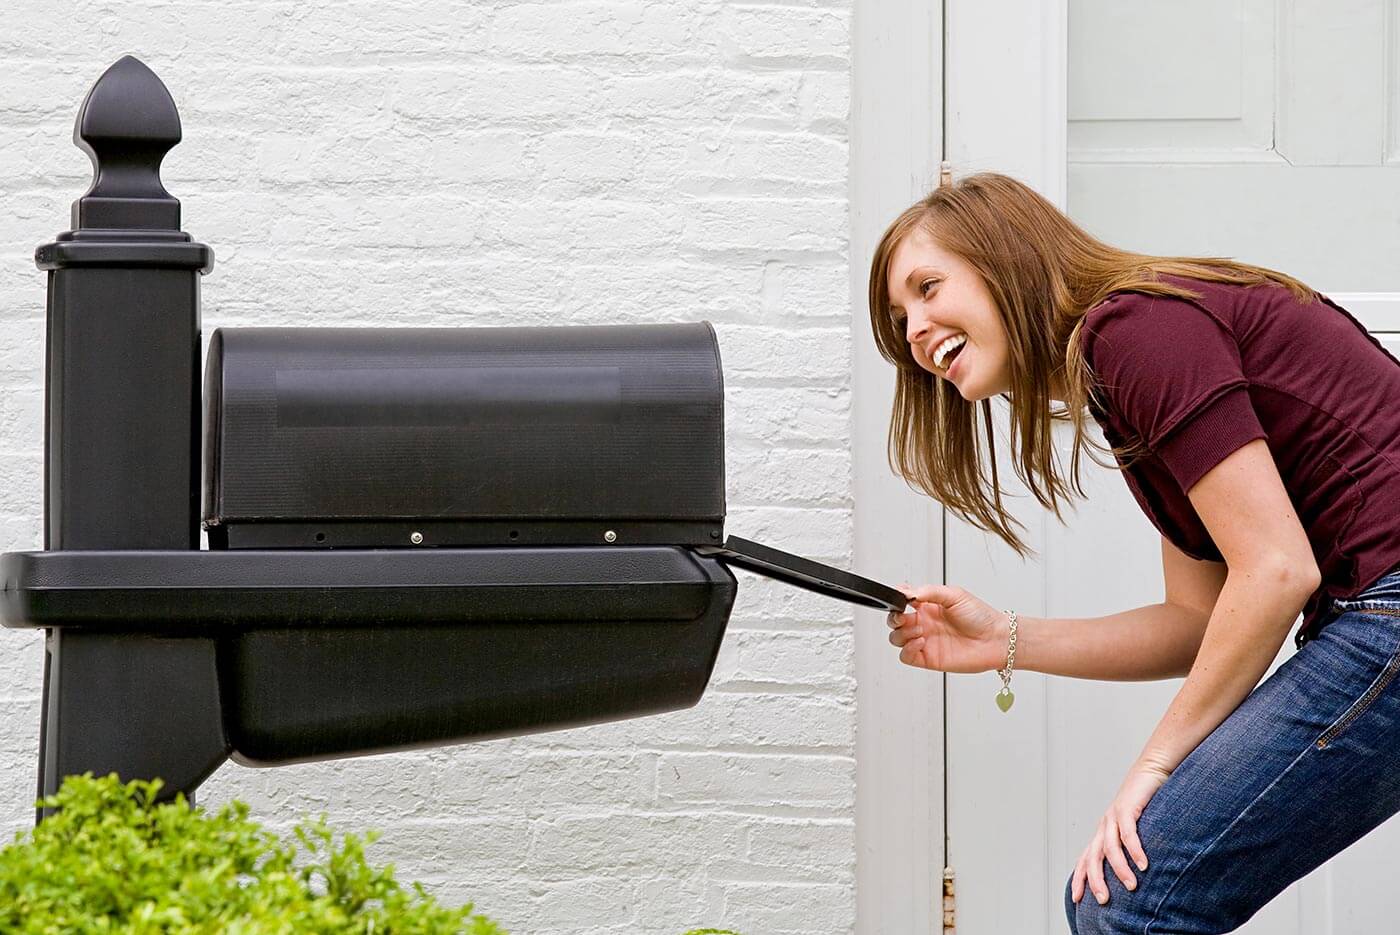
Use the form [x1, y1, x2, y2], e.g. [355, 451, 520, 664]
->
[905, 583, 962, 605]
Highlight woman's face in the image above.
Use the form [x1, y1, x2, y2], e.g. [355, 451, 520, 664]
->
[885, 227, 1012, 401]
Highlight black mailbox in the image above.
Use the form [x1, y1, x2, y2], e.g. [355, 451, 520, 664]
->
[202, 324, 726, 550]
[1, 56, 903, 811]
[193, 323, 901, 767]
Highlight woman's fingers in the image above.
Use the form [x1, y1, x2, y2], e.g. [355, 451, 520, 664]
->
[1119, 810, 1150, 872]
[1102, 817, 1138, 891]
[1072, 804, 1154, 911]
[1087, 831, 1109, 904]
[887, 588, 940, 668]
[890, 623, 926, 649]
[1073, 829, 1132, 906]
[888, 584, 915, 629]
[888, 614, 915, 646]
[887, 606, 925, 648]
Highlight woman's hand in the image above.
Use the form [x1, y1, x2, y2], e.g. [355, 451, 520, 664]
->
[886, 583, 1008, 674]
[1071, 763, 1171, 906]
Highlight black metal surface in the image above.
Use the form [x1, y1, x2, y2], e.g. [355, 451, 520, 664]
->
[41, 633, 230, 808]
[1, 547, 722, 630]
[225, 555, 735, 765]
[43, 267, 204, 552]
[1, 547, 736, 767]
[203, 324, 726, 545]
[30, 56, 220, 814]
[69, 54, 183, 231]
[209, 519, 722, 550]
[698, 535, 908, 612]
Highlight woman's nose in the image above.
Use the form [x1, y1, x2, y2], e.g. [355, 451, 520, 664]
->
[906, 315, 930, 345]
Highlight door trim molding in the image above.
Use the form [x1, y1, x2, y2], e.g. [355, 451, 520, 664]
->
[851, 0, 946, 931]
[941, 1, 1070, 931]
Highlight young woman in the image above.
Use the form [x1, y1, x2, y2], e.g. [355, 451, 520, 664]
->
[872, 171, 1400, 934]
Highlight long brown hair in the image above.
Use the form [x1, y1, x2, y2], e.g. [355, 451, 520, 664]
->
[868, 171, 1315, 558]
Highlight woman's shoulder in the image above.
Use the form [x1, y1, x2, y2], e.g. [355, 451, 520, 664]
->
[1079, 280, 1238, 374]
[1092, 272, 1299, 312]
[1083, 286, 1184, 332]
[1084, 289, 1148, 318]
[1085, 274, 1240, 329]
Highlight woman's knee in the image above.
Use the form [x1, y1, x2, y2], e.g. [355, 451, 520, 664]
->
[1064, 872, 1154, 935]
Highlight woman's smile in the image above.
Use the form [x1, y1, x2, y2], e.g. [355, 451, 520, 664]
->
[945, 340, 968, 378]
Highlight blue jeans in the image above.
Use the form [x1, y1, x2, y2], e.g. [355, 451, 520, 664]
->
[1065, 566, 1400, 934]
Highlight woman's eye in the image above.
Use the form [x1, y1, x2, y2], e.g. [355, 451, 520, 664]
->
[920, 279, 939, 298]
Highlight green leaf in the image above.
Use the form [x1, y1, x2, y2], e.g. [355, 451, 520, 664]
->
[0, 773, 739, 935]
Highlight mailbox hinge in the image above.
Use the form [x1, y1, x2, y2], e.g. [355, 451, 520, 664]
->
[942, 865, 956, 933]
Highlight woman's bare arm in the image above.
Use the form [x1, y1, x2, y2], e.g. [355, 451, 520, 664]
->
[993, 539, 1230, 681]
[996, 602, 1212, 681]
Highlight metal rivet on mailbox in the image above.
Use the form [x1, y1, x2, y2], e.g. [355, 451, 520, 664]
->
[410, 531, 423, 544]
[604, 530, 617, 543]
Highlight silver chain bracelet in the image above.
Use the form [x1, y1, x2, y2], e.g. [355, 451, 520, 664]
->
[995, 610, 1017, 713]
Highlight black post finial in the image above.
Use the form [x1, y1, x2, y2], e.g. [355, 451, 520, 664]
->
[71, 55, 183, 231]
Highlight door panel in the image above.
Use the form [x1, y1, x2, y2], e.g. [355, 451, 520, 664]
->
[947, 1, 1400, 931]
[1070, 0, 1277, 153]
[1068, 2, 1399, 931]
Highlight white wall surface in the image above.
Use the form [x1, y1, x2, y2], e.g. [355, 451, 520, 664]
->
[0, 3, 856, 933]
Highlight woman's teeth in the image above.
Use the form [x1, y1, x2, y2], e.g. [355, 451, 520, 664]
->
[933, 333, 967, 369]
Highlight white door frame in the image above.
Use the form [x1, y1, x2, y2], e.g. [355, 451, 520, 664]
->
[946, 0, 1068, 199]
[845, 0, 1064, 929]
[852, 1, 1068, 932]
[850, 1, 947, 932]
[941, 3, 1071, 931]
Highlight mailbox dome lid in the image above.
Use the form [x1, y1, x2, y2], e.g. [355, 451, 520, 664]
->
[204, 322, 726, 548]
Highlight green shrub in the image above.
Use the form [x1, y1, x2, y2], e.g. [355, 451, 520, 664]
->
[0, 772, 500, 933]
[0, 773, 741, 935]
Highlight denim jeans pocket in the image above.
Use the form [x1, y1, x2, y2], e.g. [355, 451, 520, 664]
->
[1316, 607, 1400, 750]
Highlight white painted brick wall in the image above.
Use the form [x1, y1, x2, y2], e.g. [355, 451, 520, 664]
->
[0, 3, 854, 933]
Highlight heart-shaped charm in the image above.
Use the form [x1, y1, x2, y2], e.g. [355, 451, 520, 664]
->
[995, 689, 1014, 713]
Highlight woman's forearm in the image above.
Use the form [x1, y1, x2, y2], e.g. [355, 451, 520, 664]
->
[1135, 568, 1315, 775]
[1001, 602, 1212, 681]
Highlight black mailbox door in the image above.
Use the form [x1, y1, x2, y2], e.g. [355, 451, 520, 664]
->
[697, 535, 908, 612]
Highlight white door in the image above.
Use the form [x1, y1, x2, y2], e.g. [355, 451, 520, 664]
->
[944, 1, 1400, 931]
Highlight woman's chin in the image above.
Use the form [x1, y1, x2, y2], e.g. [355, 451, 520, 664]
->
[951, 375, 992, 402]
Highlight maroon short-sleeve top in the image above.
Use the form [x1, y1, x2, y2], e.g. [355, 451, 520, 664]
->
[1080, 273, 1400, 648]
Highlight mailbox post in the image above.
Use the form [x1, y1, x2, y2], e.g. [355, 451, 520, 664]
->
[33, 56, 225, 811]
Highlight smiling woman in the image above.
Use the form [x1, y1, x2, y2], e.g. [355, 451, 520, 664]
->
[869, 170, 1400, 934]
[866, 172, 1320, 560]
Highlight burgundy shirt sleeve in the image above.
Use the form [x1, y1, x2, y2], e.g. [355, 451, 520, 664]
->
[1083, 293, 1268, 494]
